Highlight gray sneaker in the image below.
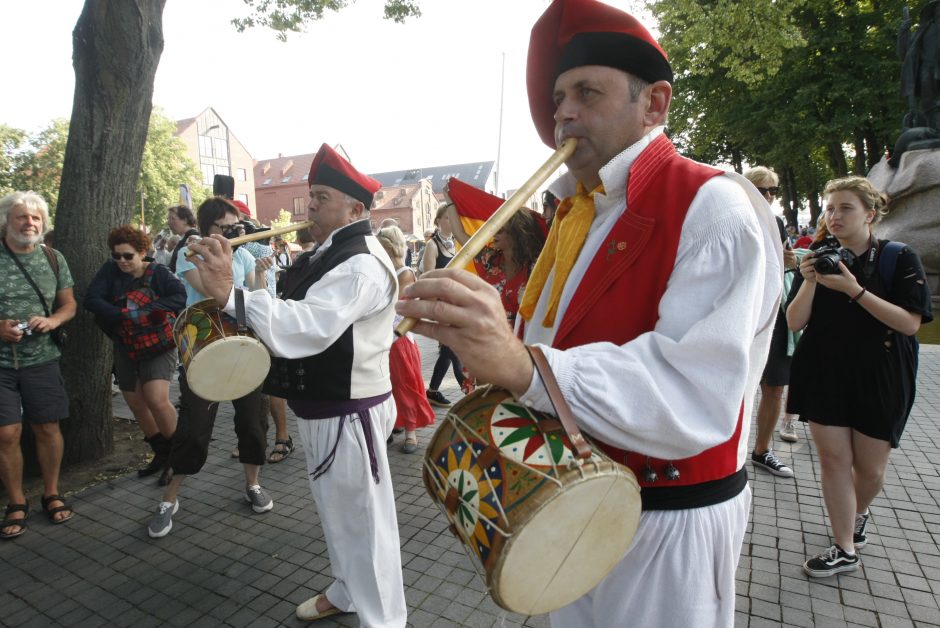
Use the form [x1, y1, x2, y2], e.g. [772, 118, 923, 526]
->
[245, 485, 273, 513]
[148, 500, 179, 538]
[778, 417, 799, 443]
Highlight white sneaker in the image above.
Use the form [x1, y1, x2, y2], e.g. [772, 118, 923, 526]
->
[779, 416, 798, 443]
[148, 499, 179, 538]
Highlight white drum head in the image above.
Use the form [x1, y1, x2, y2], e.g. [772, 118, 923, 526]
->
[493, 472, 641, 615]
[186, 336, 270, 402]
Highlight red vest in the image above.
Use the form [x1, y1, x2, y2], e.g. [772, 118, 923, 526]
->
[552, 134, 742, 489]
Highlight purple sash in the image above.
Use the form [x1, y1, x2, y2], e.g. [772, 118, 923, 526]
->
[288, 392, 391, 483]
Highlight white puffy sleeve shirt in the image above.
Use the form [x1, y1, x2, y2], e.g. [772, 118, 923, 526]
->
[222, 227, 396, 360]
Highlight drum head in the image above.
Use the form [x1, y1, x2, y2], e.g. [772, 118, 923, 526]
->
[187, 336, 271, 402]
[492, 471, 640, 615]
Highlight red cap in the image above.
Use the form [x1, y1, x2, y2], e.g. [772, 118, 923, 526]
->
[308, 143, 381, 208]
[447, 177, 504, 222]
[527, 0, 672, 147]
[230, 200, 251, 218]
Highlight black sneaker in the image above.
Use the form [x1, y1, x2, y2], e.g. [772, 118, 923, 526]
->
[751, 449, 794, 478]
[854, 512, 870, 549]
[426, 390, 451, 407]
[138, 453, 167, 478]
[803, 544, 859, 577]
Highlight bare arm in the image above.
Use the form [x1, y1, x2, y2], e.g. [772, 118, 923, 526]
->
[421, 239, 439, 275]
[445, 204, 471, 246]
[29, 288, 77, 333]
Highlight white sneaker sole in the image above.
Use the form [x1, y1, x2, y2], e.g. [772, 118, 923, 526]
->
[779, 431, 798, 443]
[803, 560, 859, 577]
[245, 494, 274, 513]
[751, 459, 795, 478]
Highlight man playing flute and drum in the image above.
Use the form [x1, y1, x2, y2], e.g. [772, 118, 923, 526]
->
[396, 0, 781, 626]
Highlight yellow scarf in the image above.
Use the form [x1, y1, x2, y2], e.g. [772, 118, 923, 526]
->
[519, 182, 603, 327]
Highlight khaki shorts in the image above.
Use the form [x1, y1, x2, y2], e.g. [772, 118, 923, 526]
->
[113, 343, 177, 392]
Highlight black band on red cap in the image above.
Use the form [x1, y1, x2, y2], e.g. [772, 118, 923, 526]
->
[557, 32, 673, 85]
[313, 163, 375, 208]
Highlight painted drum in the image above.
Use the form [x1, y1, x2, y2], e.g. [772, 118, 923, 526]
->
[173, 299, 270, 402]
[423, 385, 641, 615]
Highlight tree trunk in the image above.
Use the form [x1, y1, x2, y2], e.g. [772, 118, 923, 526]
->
[783, 166, 799, 228]
[827, 140, 849, 177]
[54, 0, 166, 464]
[808, 192, 822, 230]
[864, 125, 881, 171]
[853, 127, 866, 174]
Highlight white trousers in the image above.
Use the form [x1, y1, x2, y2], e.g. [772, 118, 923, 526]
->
[550, 485, 751, 628]
[297, 397, 407, 628]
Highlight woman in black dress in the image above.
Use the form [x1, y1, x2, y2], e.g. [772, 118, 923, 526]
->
[786, 177, 932, 578]
[421, 205, 466, 406]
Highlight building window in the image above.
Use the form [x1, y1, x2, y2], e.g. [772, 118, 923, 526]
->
[293, 197, 306, 215]
[199, 135, 213, 157]
[237, 194, 248, 205]
[213, 137, 228, 159]
[201, 164, 214, 185]
[262, 178, 272, 185]
[236, 168, 247, 181]
[281, 176, 292, 183]
[216, 165, 230, 177]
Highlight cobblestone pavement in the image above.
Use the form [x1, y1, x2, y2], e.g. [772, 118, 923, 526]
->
[1, 341, 938, 627]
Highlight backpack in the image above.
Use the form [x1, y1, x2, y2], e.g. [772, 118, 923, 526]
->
[116, 265, 177, 361]
[879, 241, 919, 368]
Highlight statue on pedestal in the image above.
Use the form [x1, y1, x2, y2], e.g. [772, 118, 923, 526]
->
[893, 2, 940, 166]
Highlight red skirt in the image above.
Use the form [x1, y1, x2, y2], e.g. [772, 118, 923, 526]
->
[389, 335, 436, 431]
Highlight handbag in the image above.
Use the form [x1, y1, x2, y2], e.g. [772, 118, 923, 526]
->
[1, 240, 68, 347]
[116, 265, 177, 361]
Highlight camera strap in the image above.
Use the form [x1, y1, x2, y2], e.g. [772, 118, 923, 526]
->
[1, 239, 55, 318]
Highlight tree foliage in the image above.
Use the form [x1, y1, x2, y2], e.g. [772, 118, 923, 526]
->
[232, 0, 421, 40]
[1, 113, 207, 232]
[269, 209, 298, 241]
[650, 0, 907, 227]
[138, 109, 209, 232]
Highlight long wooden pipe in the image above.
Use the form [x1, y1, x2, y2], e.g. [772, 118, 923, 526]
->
[395, 138, 577, 336]
[184, 219, 316, 257]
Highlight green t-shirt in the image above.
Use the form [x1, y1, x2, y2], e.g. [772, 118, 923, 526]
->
[0, 245, 74, 368]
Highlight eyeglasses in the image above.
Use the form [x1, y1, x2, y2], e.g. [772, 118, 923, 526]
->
[111, 252, 136, 261]
[757, 186, 779, 197]
[213, 221, 239, 230]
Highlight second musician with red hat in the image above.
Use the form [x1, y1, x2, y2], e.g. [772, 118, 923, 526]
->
[188, 143, 407, 626]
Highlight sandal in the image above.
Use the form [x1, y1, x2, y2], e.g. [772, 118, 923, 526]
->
[268, 436, 293, 464]
[401, 438, 419, 454]
[1, 502, 29, 540]
[41, 495, 74, 525]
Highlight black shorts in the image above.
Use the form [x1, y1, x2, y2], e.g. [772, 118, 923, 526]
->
[113, 343, 177, 392]
[0, 361, 69, 426]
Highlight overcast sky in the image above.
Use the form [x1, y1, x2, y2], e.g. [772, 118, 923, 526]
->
[1, 0, 650, 194]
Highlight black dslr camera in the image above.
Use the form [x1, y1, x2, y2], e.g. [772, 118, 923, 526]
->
[813, 238, 856, 275]
[222, 221, 271, 246]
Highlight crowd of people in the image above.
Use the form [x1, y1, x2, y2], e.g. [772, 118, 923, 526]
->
[0, 0, 934, 626]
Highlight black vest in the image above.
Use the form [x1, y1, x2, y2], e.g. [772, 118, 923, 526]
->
[263, 220, 377, 400]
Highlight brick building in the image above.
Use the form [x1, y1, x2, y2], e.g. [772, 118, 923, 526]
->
[175, 108, 256, 214]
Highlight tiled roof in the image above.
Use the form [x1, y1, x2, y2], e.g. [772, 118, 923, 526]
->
[254, 153, 316, 187]
[370, 161, 495, 193]
[371, 184, 423, 211]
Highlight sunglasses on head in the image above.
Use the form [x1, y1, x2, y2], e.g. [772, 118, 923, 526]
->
[757, 186, 779, 197]
[111, 252, 136, 261]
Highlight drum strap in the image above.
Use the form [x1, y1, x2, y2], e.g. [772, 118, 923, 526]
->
[234, 288, 248, 332]
[526, 345, 593, 459]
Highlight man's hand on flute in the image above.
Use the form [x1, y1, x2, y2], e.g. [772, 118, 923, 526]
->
[395, 269, 533, 396]
[188, 235, 235, 307]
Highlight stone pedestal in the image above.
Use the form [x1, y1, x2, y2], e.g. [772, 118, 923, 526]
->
[868, 149, 940, 298]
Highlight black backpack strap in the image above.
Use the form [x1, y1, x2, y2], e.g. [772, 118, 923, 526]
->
[40, 245, 60, 283]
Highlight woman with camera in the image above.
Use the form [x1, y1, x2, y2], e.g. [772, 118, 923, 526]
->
[146, 197, 274, 539]
[85, 226, 186, 486]
[786, 177, 932, 577]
